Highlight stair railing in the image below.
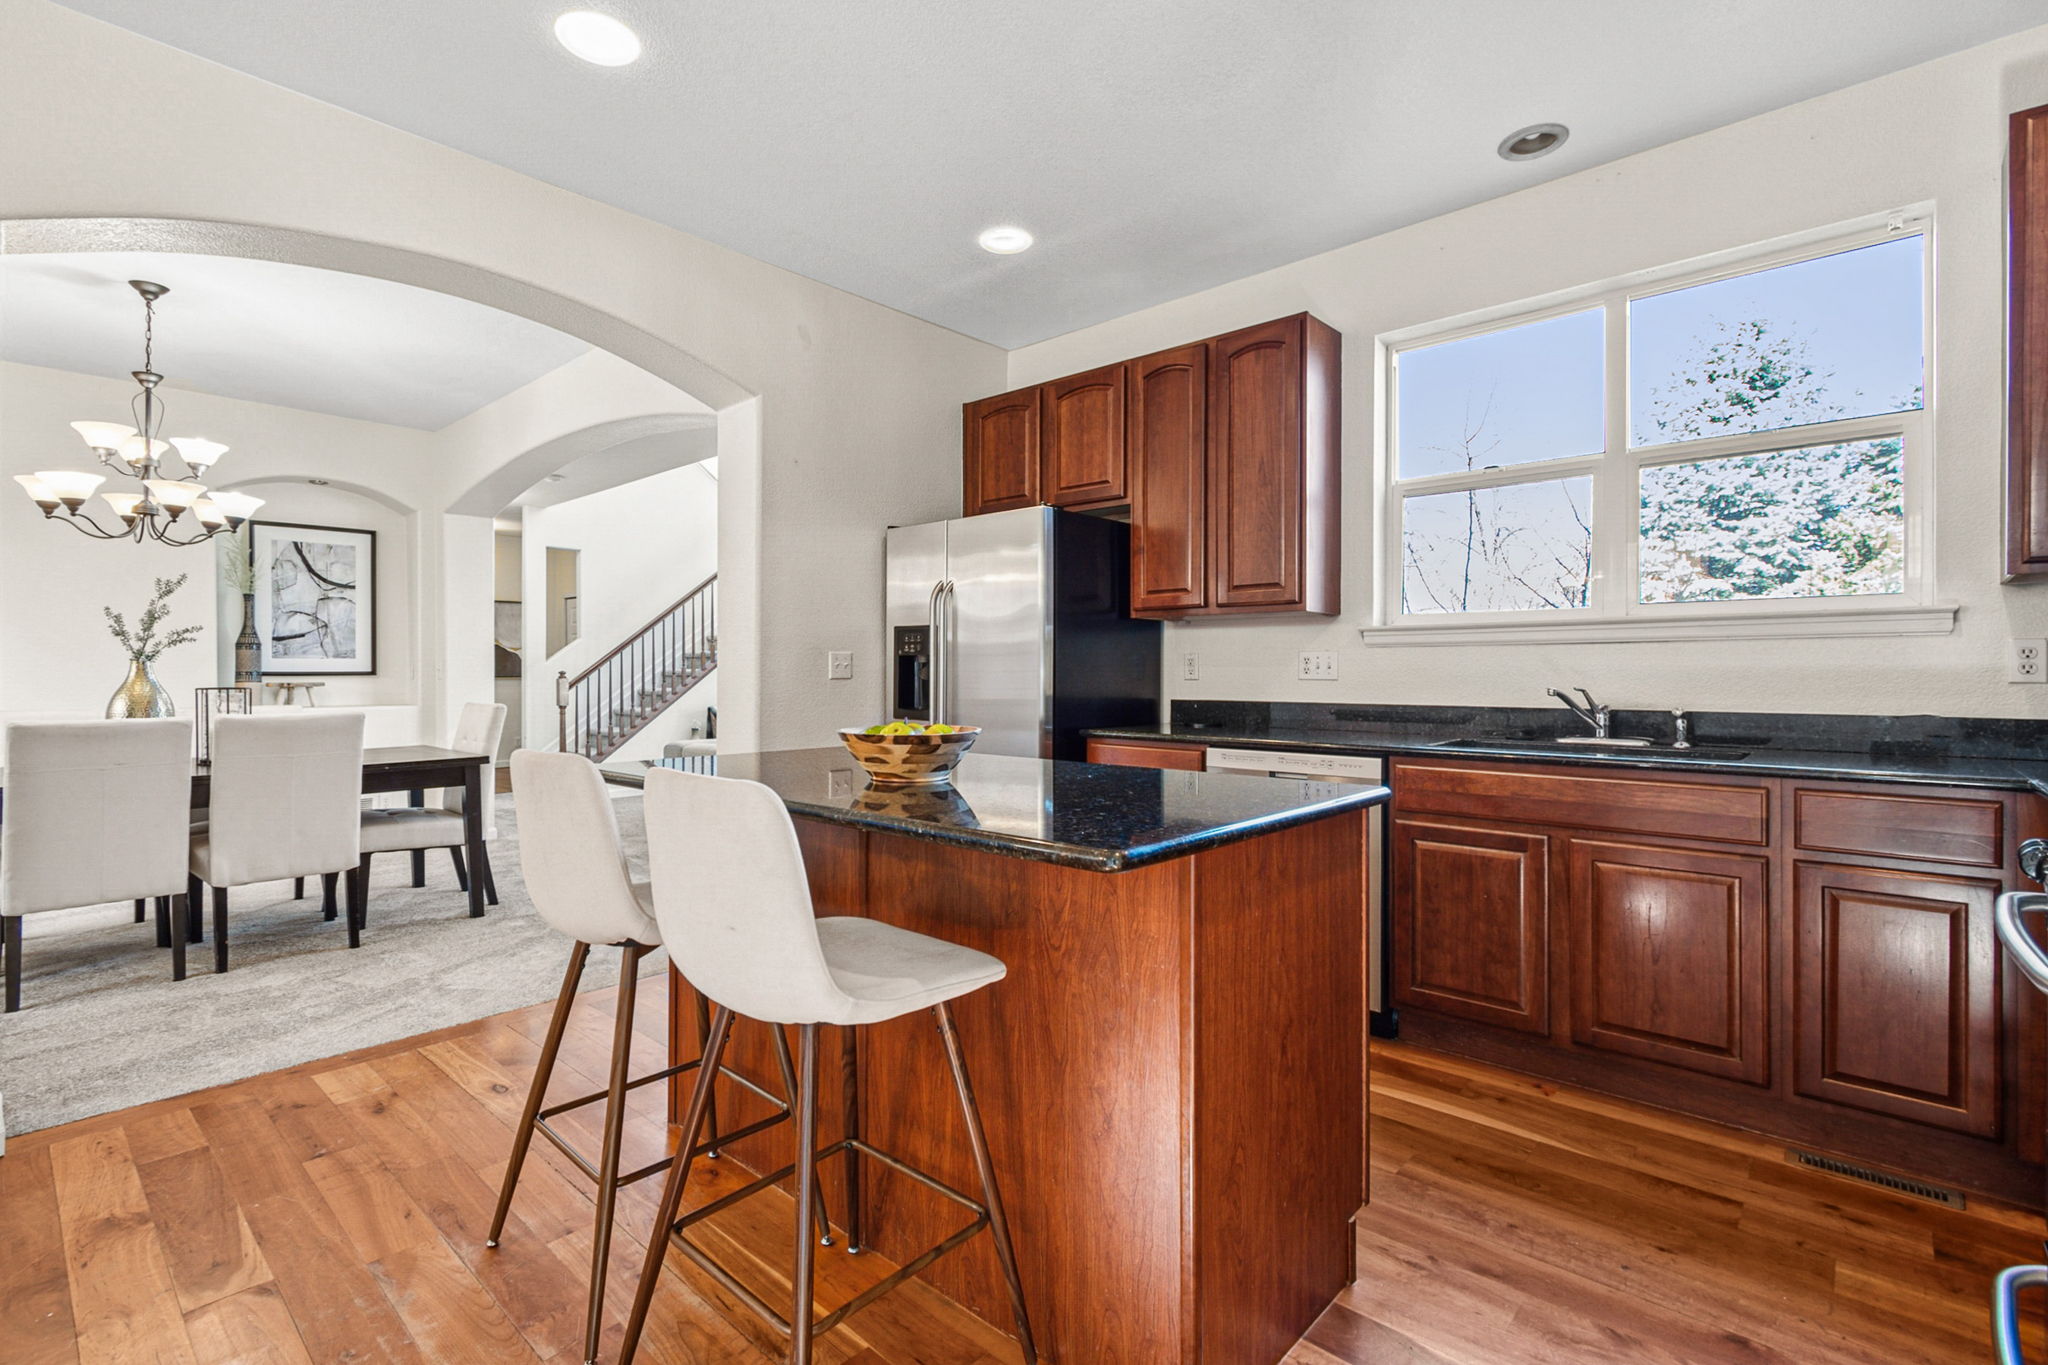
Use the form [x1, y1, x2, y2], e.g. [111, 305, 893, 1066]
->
[557, 575, 716, 761]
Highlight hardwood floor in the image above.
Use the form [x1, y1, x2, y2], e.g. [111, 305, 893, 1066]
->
[5, 973, 2041, 1364]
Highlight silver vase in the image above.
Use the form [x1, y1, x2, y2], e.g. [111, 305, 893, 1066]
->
[106, 658, 175, 718]
[234, 591, 262, 687]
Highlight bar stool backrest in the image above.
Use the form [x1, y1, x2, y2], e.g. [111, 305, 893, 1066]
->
[509, 750, 658, 946]
[207, 711, 365, 886]
[0, 719, 193, 915]
[643, 767, 848, 1026]
[438, 702, 507, 836]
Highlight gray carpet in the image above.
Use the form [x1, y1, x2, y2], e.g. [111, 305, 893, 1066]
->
[0, 792, 662, 1137]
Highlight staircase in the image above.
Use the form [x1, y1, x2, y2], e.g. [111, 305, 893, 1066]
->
[561, 575, 716, 761]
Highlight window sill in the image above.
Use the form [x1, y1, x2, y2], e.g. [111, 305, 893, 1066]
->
[1361, 601, 1958, 647]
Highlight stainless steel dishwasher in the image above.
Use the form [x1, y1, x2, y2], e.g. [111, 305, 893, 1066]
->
[1203, 746, 1388, 1018]
[1992, 837, 2048, 1362]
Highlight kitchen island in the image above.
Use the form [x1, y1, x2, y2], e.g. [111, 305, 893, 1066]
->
[602, 747, 1389, 1365]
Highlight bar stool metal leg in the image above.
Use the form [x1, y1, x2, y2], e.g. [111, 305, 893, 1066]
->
[583, 942, 648, 1365]
[621, 1004, 733, 1365]
[488, 940, 590, 1248]
[790, 1024, 822, 1365]
[935, 1000, 1038, 1363]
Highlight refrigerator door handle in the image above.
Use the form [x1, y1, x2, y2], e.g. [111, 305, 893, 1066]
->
[1994, 1264, 2048, 1363]
[927, 579, 953, 727]
[1996, 892, 2048, 995]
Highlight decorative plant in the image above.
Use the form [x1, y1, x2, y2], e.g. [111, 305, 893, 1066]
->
[105, 574, 204, 663]
[218, 523, 255, 594]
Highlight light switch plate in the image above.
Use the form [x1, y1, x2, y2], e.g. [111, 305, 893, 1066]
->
[2009, 638, 2047, 683]
[827, 650, 853, 681]
[1299, 651, 1337, 681]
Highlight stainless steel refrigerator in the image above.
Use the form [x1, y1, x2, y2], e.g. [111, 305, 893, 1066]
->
[884, 506, 1161, 759]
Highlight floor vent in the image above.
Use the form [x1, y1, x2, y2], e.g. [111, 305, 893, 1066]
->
[1787, 1149, 1967, 1208]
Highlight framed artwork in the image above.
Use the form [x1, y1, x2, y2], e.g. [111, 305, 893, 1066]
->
[250, 520, 377, 675]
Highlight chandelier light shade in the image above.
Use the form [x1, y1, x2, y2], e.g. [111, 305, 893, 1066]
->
[19, 280, 263, 545]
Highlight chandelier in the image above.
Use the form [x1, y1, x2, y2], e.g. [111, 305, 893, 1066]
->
[12, 280, 263, 545]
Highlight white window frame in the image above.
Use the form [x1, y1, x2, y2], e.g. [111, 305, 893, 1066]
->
[1369, 210, 1952, 645]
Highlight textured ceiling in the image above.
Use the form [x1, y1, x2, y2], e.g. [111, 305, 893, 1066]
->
[45, 1, 2048, 346]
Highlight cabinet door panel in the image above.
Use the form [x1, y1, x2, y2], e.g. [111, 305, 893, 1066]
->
[1392, 817, 1549, 1033]
[2010, 104, 2048, 576]
[1128, 345, 1208, 613]
[1569, 839, 1769, 1084]
[1793, 861, 2000, 1136]
[964, 388, 1041, 515]
[1208, 317, 1305, 607]
[1043, 365, 1126, 508]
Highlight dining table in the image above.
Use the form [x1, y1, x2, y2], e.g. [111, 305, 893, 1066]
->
[0, 744, 495, 919]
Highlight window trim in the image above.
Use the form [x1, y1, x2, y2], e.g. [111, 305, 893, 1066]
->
[1370, 211, 1943, 640]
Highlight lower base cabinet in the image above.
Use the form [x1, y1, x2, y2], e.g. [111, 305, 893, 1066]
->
[1391, 758, 2039, 1203]
[1792, 860, 2001, 1137]
[1392, 817, 1549, 1034]
[1569, 838, 1770, 1086]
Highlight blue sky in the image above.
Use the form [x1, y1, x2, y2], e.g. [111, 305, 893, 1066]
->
[1395, 234, 1925, 479]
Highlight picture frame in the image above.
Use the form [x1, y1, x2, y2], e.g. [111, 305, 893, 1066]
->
[249, 520, 378, 675]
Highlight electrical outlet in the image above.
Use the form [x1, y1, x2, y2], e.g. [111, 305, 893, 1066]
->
[1182, 651, 1199, 681]
[826, 650, 853, 681]
[1298, 651, 1337, 681]
[2009, 638, 2047, 684]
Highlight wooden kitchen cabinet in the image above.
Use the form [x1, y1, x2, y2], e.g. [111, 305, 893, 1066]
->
[1792, 860, 2002, 1137]
[963, 387, 1041, 515]
[1207, 314, 1341, 613]
[1391, 816, 1550, 1034]
[1085, 737, 1206, 771]
[2010, 102, 2048, 577]
[1042, 364, 1127, 508]
[1127, 343, 1210, 612]
[960, 312, 1341, 617]
[1391, 757, 2039, 1202]
[1569, 838, 1770, 1085]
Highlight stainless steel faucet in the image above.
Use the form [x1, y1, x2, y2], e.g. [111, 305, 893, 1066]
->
[1547, 687, 1611, 738]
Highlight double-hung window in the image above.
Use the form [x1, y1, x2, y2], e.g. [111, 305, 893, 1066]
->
[1382, 219, 1933, 637]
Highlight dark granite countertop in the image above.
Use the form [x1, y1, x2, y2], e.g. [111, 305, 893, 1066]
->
[601, 746, 1389, 872]
[1085, 723, 2048, 796]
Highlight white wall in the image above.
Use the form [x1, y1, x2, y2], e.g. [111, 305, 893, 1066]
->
[1, 0, 1006, 754]
[1008, 25, 2048, 720]
[522, 461, 718, 756]
[0, 360, 432, 737]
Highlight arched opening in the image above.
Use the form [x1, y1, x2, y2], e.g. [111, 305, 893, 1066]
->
[0, 217, 760, 746]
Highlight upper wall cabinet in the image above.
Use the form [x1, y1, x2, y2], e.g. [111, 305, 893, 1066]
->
[1043, 365, 1128, 509]
[962, 312, 1341, 618]
[2011, 102, 2048, 578]
[964, 387, 1041, 515]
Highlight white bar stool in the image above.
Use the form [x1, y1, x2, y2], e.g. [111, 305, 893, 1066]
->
[622, 767, 1037, 1365]
[490, 752, 823, 1365]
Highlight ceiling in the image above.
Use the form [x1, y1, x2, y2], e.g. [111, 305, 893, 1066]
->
[0, 252, 589, 429]
[47, 2, 2048, 348]
[511, 428, 718, 508]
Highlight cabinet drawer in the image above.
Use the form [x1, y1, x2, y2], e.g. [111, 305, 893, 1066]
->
[1085, 739, 1206, 771]
[1792, 787, 2005, 868]
[1392, 760, 1769, 846]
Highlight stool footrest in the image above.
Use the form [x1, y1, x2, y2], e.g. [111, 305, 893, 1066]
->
[533, 1060, 791, 1187]
[662, 1137, 991, 1344]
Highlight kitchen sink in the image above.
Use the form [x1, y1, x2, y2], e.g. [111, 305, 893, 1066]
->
[1430, 737, 1751, 759]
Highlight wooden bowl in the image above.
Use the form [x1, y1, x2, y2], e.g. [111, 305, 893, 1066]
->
[837, 727, 980, 786]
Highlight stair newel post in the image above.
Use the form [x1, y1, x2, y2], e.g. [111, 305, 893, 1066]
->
[556, 670, 570, 754]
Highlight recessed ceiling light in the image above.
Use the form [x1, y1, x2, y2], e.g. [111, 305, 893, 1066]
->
[1498, 123, 1569, 162]
[308, 478, 330, 485]
[554, 11, 642, 66]
[978, 226, 1035, 255]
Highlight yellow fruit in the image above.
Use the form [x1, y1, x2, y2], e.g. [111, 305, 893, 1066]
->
[925, 723, 953, 734]
[862, 724, 885, 735]
[880, 721, 915, 735]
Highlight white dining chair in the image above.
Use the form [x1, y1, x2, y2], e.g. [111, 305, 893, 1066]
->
[622, 768, 1036, 1365]
[489, 750, 818, 1365]
[190, 711, 366, 972]
[2, 719, 196, 1010]
[359, 702, 506, 916]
